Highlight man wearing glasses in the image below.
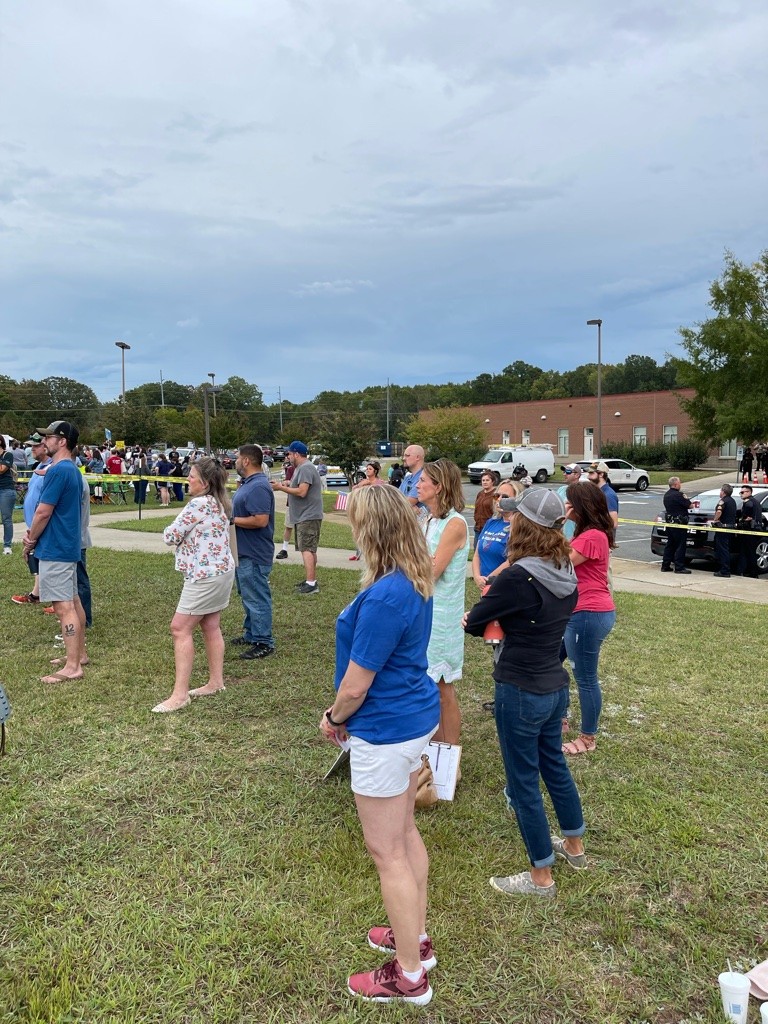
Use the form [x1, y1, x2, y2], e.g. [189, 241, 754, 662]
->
[22, 421, 87, 683]
[399, 444, 426, 512]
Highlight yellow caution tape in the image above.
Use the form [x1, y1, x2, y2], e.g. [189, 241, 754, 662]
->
[618, 517, 768, 538]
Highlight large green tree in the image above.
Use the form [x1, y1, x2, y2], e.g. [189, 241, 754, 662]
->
[676, 250, 768, 445]
[316, 411, 377, 485]
[404, 408, 486, 467]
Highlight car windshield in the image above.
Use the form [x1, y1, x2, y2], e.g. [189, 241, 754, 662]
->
[481, 451, 504, 463]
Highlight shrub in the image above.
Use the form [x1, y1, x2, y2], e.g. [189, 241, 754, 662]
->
[668, 438, 708, 471]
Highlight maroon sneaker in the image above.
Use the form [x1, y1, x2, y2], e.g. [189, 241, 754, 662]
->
[348, 958, 432, 1005]
[367, 926, 437, 970]
[11, 592, 40, 605]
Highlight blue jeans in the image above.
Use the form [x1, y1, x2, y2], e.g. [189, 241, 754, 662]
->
[0, 488, 15, 547]
[235, 558, 274, 648]
[78, 549, 92, 628]
[494, 683, 585, 868]
[563, 609, 616, 735]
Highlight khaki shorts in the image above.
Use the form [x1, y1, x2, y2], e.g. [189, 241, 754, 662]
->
[39, 561, 78, 603]
[295, 519, 322, 553]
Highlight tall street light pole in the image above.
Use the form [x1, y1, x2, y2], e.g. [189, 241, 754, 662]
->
[208, 372, 216, 417]
[587, 319, 603, 457]
[115, 340, 131, 438]
[203, 385, 221, 453]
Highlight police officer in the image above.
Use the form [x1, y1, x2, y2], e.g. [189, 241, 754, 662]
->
[712, 483, 737, 578]
[661, 476, 692, 574]
[736, 484, 762, 578]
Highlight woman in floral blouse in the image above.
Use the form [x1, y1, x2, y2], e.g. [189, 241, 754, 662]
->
[152, 457, 235, 713]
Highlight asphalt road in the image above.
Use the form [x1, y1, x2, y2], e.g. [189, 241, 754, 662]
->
[462, 481, 666, 566]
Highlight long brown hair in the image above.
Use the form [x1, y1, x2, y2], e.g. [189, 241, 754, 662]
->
[421, 459, 465, 518]
[565, 482, 616, 548]
[347, 486, 434, 599]
[506, 512, 572, 568]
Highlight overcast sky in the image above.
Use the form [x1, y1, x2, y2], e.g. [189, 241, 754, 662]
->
[1, 0, 765, 406]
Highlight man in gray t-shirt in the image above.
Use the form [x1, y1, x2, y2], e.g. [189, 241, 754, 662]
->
[271, 441, 324, 595]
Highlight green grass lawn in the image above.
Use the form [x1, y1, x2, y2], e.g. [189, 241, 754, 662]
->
[1, 550, 764, 1023]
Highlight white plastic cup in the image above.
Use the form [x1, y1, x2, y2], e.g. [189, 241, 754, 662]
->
[760, 1000, 768, 1024]
[718, 971, 750, 1024]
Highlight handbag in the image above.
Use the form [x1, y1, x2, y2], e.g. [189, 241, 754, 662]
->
[0, 683, 11, 756]
[414, 753, 438, 810]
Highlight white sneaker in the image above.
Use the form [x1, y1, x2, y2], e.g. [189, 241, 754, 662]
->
[3, 547, 11, 555]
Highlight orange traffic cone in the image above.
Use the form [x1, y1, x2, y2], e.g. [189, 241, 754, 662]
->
[743, 473, 749, 483]
[763, 471, 767, 484]
[754, 471, 759, 483]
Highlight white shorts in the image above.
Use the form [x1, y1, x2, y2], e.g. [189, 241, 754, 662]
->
[39, 561, 78, 603]
[350, 727, 438, 798]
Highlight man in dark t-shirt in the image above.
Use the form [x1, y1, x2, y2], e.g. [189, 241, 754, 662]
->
[232, 445, 276, 659]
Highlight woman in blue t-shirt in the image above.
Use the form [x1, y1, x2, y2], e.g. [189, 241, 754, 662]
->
[471, 479, 522, 590]
[320, 485, 438, 1006]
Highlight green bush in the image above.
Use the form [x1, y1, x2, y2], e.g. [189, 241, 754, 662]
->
[667, 438, 708, 471]
[601, 439, 668, 467]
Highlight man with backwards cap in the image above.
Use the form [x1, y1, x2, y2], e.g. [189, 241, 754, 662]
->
[586, 461, 619, 530]
[11, 432, 52, 606]
[271, 441, 324, 595]
[22, 421, 87, 683]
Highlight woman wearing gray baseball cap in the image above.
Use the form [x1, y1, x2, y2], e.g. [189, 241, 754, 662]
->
[463, 488, 587, 898]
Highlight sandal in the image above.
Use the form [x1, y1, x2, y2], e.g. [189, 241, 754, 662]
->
[562, 735, 596, 756]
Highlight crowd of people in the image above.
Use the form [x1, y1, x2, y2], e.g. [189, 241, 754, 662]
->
[10, 427, 623, 1006]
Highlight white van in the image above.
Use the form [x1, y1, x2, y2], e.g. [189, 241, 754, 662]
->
[468, 445, 555, 485]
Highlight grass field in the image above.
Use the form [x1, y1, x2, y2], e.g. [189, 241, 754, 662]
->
[1, 549, 765, 1023]
[101, 512, 355, 550]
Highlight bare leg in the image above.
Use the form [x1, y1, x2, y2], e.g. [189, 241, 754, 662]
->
[355, 769, 427, 974]
[191, 612, 226, 695]
[432, 678, 461, 744]
[158, 611, 203, 708]
[43, 598, 85, 680]
[301, 549, 317, 582]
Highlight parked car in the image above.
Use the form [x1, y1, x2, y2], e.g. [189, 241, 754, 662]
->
[468, 445, 555, 485]
[311, 456, 348, 487]
[650, 486, 768, 572]
[575, 458, 650, 491]
[273, 446, 288, 461]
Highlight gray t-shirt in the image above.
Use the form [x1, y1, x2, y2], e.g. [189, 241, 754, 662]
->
[291, 461, 324, 522]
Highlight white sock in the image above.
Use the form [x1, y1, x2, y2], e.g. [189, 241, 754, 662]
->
[419, 933, 428, 943]
[401, 966, 423, 983]
[281, 541, 289, 551]
[306, 580, 316, 586]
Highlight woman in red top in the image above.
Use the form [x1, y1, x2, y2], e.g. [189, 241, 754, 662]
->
[561, 482, 616, 755]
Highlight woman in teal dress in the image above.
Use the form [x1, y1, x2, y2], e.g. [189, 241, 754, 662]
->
[417, 460, 470, 744]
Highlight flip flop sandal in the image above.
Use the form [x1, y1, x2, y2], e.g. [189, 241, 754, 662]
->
[41, 671, 83, 684]
[562, 736, 596, 755]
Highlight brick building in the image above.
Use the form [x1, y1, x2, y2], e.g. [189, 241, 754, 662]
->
[421, 388, 733, 465]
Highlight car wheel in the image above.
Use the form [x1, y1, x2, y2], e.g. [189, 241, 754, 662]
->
[534, 469, 548, 483]
[756, 540, 768, 574]
[636, 477, 649, 491]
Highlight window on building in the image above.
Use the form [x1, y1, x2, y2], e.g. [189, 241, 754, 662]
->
[663, 425, 678, 445]
[502, 430, 510, 445]
[633, 426, 647, 446]
[557, 429, 569, 456]
[521, 429, 530, 445]
[719, 439, 738, 458]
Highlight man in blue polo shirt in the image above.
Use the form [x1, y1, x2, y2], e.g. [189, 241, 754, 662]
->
[22, 420, 86, 683]
[231, 444, 276, 660]
[400, 444, 426, 514]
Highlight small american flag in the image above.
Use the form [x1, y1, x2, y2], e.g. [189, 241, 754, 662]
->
[335, 492, 350, 512]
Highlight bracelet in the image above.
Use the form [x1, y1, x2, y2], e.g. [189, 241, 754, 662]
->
[326, 708, 346, 727]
